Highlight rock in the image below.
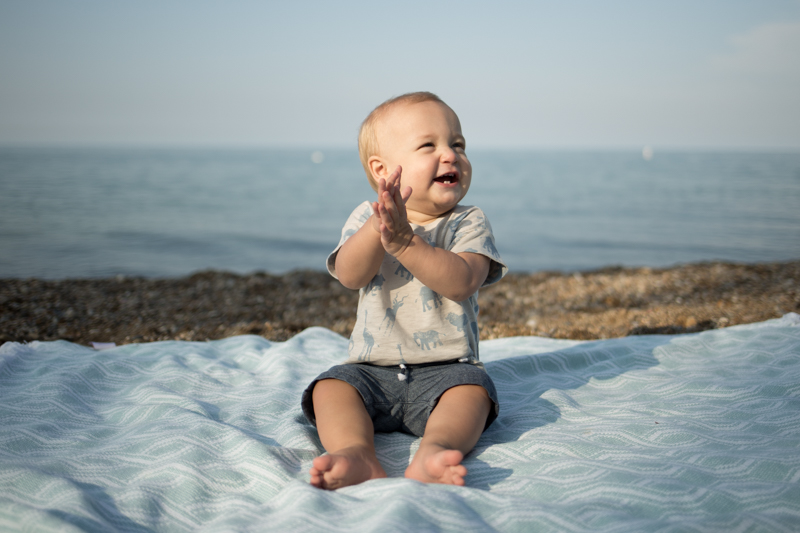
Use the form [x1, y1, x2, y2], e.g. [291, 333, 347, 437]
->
[1, 261, 798, 345]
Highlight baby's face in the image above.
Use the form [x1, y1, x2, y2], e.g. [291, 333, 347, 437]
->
[375, 101, 472, 225]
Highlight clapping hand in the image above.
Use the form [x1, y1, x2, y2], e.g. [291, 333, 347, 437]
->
[371, 166, 414, 257]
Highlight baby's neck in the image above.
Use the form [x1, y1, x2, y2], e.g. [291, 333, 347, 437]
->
[407, 206, 457, 226]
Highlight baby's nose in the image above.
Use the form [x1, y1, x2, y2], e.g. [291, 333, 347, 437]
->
[440, 147, 458, 163]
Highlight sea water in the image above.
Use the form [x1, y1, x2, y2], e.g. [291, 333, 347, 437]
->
[0, 147, 798, 279]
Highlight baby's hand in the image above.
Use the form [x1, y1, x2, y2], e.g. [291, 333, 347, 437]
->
[376, 167, 414, 257]
[369, 167, 401, 234]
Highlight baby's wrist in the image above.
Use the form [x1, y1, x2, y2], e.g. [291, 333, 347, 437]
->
[390, 232, 418, 259]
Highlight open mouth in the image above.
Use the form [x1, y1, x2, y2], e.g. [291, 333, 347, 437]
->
[434, 172, 459, 185]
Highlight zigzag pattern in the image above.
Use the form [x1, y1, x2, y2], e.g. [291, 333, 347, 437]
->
[1, 314, 799, 532]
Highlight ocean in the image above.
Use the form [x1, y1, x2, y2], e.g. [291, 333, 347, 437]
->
[1, 147, 798, 279]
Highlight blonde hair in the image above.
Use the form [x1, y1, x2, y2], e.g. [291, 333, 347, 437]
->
[358, 91, 448, 191]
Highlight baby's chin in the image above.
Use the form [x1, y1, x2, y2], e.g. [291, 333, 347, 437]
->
[411, 199, 464, 221]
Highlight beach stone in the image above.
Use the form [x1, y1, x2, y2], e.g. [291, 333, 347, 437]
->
[1, 260, 798, 345]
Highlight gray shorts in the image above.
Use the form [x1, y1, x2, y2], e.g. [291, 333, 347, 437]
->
[301, 360, 499, 438]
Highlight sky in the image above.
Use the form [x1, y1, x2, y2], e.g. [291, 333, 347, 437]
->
[1, 0, 799, 150]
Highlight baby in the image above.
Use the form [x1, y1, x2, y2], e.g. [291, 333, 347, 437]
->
[301, 92, 507, 489]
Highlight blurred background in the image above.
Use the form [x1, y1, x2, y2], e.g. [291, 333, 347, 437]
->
[1, 0, 799, 278]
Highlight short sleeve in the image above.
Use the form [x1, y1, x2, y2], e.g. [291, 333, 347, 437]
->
[447, 207, 508, 286]
[326, 201, 373, 279]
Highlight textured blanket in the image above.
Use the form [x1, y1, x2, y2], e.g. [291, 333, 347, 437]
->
[1, 314, 799, 532]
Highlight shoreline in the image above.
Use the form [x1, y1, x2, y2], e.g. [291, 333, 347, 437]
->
[2, 260, 798, 346]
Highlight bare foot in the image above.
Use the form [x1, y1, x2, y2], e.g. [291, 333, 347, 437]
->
[404, 445, 468, 486]
[309, 446, 387, 490]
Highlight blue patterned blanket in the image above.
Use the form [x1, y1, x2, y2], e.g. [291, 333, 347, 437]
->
[2, 314, 799, 532]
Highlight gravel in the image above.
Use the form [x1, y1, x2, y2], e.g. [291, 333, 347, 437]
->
[1, 260, 797, 346]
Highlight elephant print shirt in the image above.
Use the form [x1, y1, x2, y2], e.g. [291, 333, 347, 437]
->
[328, 202, 507, 366]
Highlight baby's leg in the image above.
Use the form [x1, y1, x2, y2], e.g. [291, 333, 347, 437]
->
[405, 384, 491, 486]
[309, 378, 387, 489]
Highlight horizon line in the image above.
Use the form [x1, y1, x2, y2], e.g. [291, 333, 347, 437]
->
[1, 142, 799, 154]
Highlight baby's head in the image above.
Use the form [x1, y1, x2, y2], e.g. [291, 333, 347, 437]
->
[358, 92, 448, 190]
[358, 92, 472, 220]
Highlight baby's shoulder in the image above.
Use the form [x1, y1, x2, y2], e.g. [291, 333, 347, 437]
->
[343, 201, 374, 227]
[441, 204, 490, 230]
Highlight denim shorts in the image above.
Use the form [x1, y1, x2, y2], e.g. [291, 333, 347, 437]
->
[301, 360, 499, 438]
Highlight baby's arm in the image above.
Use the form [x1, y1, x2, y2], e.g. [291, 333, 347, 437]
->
[376, 182, 490, 302]
[334, 168, 408, 290]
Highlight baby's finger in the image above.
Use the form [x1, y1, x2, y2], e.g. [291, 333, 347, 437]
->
[382, 190, 403, 225]
[395, 186, 411, 220]
[377, 204, 397, 237]
[392, 181, 404, 202]
[389, 165, 401, 183]
[385, 196, 402, 222]
[369, 201, 383, 232]
[386, 165, 402, 191]
[378, 201, 393, 225]
[382, 190, 399, 212]
[391, 183, 404, 212]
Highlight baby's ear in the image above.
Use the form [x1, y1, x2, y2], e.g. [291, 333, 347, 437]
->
[368, 156, 389, 183]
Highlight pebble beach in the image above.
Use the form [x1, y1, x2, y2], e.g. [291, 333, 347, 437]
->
[2, 260, 797, 347]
